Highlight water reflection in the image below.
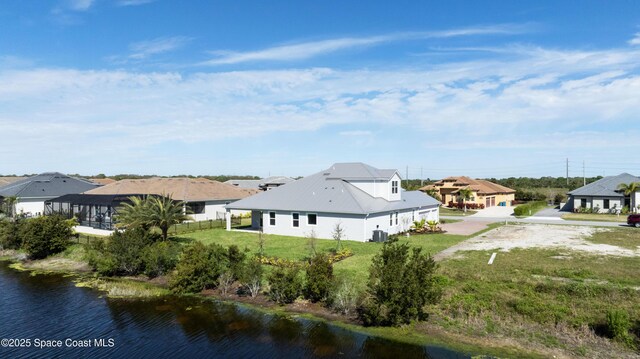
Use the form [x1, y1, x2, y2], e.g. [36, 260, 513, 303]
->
[1, 262, 473, 359]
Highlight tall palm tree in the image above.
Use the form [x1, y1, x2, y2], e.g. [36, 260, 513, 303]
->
[116, 194, 189, 240]
[146, 195, 190, 241]
[457, 187, 474, 213]
[617, 182, 640, 211]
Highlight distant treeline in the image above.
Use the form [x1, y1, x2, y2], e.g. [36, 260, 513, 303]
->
[483, 176, 602, 191]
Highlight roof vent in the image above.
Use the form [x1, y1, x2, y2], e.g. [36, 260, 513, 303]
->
[323, 172, 330, 176]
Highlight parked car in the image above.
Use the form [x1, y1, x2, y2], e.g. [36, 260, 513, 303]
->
[627, 214, 640, 228]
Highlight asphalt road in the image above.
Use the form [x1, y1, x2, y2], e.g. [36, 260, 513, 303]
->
[440, 215, 633, 228]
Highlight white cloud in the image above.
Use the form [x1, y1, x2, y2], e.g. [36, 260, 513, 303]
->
[116, 0, 156, 6]
[107, 36, 192, 63]
[2, 42, 640, 173]
[201, 24, 529, 65]
[67, 0, 95, 11]
[629, 32, 640, 45]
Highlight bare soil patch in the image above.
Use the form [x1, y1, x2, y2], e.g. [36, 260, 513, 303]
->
[435, 224, 640, 261]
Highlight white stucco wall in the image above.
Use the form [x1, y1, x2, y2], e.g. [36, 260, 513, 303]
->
[633, 192, 640, 212]
[573, 196, 624, 212]
[15, 198, 47, 216]
[189, 200, 248, 221]
[258, 210, 366, 241]
[348, 173, 401, 202]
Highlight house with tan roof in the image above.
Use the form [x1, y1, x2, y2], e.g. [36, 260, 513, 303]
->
[420, 176, 515, 208]
[84, 177, 258, 221]
[45, 177, 258, 232]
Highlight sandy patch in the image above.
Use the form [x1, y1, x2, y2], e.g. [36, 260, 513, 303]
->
[435, 224, 640, 260]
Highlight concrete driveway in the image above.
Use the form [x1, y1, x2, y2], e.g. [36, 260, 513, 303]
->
[470, 206, 514, 218]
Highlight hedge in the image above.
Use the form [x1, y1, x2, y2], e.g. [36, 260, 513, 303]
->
[513, 201, 547, 217]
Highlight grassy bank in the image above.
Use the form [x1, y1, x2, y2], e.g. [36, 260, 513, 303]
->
[513, 201, 548, 217]
[440, 207, 478, 216]
[562, 212, 629, 223]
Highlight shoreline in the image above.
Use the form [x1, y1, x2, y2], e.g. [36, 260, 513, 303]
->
[0, 252, 551, 359]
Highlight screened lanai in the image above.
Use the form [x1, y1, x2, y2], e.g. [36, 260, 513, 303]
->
[44, 194, 142, 230]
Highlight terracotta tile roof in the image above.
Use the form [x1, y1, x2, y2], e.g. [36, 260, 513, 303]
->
[0, 177, 26, 186]
[84, 177, 258, 202]
[89, 178, 117, 185]
[420, 176, 515, 195]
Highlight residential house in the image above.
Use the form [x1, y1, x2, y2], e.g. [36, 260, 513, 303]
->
[225, 176, 295, 191]
[225, 163, 440, 242]
[0, 172, 100, 216]
[420, 176, 516, 207]
[566, 173, 640, 213]
[82, 177, 258, 221]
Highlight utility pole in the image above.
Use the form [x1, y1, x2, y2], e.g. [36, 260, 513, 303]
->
[566, 158, 569, 186]
[582, 161, 586, 186]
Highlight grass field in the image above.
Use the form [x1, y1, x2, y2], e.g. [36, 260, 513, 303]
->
[561, 212, 629, 223]
[179, 224, 501, 287]
[440, 207, 478, 216]
[434, 227, 640, 355]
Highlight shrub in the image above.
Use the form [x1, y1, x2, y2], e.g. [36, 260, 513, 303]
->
[513, 201, 547, 217]
[218, 271, 235, 296]
[142, 241, 180, 278]
[358, 240, 441, 326]
[20, 215, 74, 259]
[331, 279, 359, 316]
[106, 228, 157, 275]
[0, 218, 23, 250]
[606, 309, 633, 345]
[226, 245, 247, 280]
[304, 253, 334, 303]
[240, 257, 263, 298]
[170, 242, 228, 294]
[268, 266, 303, 304]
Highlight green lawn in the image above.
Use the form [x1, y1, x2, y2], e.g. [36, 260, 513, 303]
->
[585, 227, 640, 249]
[179, 224, 500, 287]
[561, 212, 628, 223]
[433, 227, 640, 355]
[439, 207, 478, 216]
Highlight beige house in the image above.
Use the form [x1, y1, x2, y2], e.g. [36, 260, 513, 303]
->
[420, 176, 516, 208]
[85, 177, 258, 221]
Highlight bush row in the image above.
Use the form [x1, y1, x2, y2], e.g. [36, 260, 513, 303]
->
[513, 201, 548, 216]
[447, 201, 486, 210]
[0, 216, 74, 259]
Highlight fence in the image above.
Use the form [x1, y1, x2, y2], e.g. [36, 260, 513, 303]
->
[73, 233, 104, 244]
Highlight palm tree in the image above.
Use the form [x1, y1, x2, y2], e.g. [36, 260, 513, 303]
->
[457, 187, 474, 213]
[617, 182, 640, 211]
[116, 194, 190, 241]
[1, 196, 19, 219]
[146, 195, 190, 241]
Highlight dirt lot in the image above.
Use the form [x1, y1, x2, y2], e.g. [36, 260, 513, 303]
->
[435, 224, 640, 260]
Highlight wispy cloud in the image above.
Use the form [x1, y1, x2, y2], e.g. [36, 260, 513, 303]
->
[116, 0, 156, 6]
[107, 36, 192, 63]
[3, 39, 640, 174]
[201, 24, 530, 65]
[66, 0, 95, 11]
[629, 32, 640, 45]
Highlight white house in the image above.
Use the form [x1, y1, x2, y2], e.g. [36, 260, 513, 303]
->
[0, 172, 100, 216]
[225, 163, 440, 242]
[566, 173, 640, 213]
[225, 176, 295, 191]
[83, 177, 258, 221]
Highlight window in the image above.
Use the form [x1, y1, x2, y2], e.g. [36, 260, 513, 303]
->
[391, 181, 398, 194]
[603, 199, 610, 209]
[390, 213, 393, 226]
[395, 211, 399, 225]
[292, 213, 299, 227]
[187, 202, 205, 214]
[307, 213, 317, 225]
[580, 198, 587, 208]
[269, 212, 276, 226]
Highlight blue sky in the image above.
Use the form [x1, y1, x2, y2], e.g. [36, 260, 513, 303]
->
[1, 1, 640, 179]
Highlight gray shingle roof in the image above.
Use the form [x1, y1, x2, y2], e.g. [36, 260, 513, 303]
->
[0, 172, 100, 198]
[568, 173, 640, 197]
[226, 163, 439, 215]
